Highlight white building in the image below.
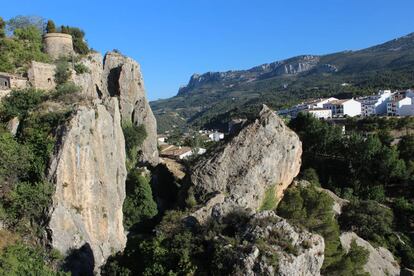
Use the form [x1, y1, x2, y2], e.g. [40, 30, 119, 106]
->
[277, 97, 338, 118]
[323, 99, 361, 117]
[209, 131, 224, 142]
[358, 90, 392, 116]
[388, 97, 414, 116]
[303, 108, 332, 119]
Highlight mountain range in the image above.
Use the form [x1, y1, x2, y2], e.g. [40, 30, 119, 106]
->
[151, 33, 414, 132]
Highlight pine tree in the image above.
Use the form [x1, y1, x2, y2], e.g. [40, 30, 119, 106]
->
[46, 20, 56, 33]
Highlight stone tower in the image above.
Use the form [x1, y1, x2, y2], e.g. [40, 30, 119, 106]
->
[43, 33, 74, 59]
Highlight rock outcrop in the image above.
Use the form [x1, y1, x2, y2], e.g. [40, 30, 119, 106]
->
[46, 51, 159, 273]
[103, 52, 159, 166]
[191, 105, 301, 218]
[340, 232, 400, 276]
[48, 98, 127, 273]
[72, 51, 159, 166]
[239, 211, 324, 276]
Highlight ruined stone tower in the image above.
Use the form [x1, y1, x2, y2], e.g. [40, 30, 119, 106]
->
[43, 33, 74, 59]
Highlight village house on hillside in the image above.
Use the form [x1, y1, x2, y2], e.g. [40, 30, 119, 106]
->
[358, 90, 392, 116]
[323, 98, 362, 117]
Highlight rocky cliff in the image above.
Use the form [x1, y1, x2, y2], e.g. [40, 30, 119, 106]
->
[191, 105, 301, 219]
[46, 51, 158, 273]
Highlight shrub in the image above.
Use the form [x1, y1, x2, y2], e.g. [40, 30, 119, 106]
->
[74, 63, 90, 74]
[54, 59, 72, 85]
[339, 200, 394, 246]
[51, 82, 81, 103]
[123, 169, 157, 229]
[0, 88, 45, 120]
[0, 243, 66, 275]
[0, 129, 32, 188]
[302, 168, 320, 186]
[122, 122, 147, 170]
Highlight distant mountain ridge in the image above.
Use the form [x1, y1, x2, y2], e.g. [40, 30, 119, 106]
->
[151, 32, 414, 133]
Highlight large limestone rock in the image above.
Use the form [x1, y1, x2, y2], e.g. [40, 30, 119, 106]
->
[239, 211, 324, 276]
[103, 52, 159, 166]
[191, 105, 301, 217]
[47, 98, 127, 273]
[72, 51, 159, 166]
[340, 232, 400, 276]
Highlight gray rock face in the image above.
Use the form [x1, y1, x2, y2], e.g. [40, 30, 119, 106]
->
[103, 52, 159, 166]
[191, 105, 301, 217]
[73, 51, 159, 166]
[48, 98, 127, 273]
[340, 232, 400, 276]
[239, 211, 324, 276]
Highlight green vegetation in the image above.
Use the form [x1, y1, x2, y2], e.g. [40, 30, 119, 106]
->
[54, 58, 72, 85]
[0, 87, 74, 274]
[260, 184, 277, 211]
[289, 113, 414, 269]
[0, 242, 67, 276]
[0, 20, 50, 73]
[46, 20, 56, 33]
[122, 121, 147, 171]
[59, 26, 89, 55]
[74, 62, 90, 74]
[104, 209, 295, 275]
[123, 169, 158, 229]
[277, 185, 368, 274]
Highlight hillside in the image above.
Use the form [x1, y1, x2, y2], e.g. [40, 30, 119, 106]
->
[151, 32, 414, 132]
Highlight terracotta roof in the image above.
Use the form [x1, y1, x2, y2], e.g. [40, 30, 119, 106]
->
[161, 146, 192, 157]
[329, 99, 351, 105]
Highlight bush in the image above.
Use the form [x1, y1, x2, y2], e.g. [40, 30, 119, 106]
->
[0, 129, 32, 188]
[51, 82, 81, 103]
[339, 200, 394, 246]
[0, 88, 45, 120]
[74, 63, 90, 74]
[122, 122, 147, 170]
[46, 20, 56, 33]
[54, 59, 72, 85]
[0, 243, 67, 275]
[123, 169, 158, 229]
[301, 168, 320, 186]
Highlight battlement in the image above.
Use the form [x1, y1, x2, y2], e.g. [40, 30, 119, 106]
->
[43, 33, 74, 59]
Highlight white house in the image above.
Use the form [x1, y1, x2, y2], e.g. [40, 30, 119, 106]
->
[303, 108, 332, 119]
[209, 131, 224, 142]
[323, 99, 361, 117]
[388, 97, 414, 116]
[358, 90, 392, 116]
[277, 97, 338, 118]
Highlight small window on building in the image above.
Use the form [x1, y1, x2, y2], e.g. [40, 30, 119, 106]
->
[4, 81, 6, 86]
[48, 78, 52, 83]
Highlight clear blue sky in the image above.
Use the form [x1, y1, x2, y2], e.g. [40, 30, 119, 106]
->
[2, 0, 414, 100]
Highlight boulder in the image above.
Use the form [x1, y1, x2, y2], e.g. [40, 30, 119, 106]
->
[6, 117, 19, 136]
[191, 105, 301, 217]
[47, 98, 127, 274]
[340, 232, 400, 276]
[239, 211, 324, 276]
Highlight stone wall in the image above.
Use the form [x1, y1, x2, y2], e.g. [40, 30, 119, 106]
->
[27, 61, 56, 91]
[43, 33, 74, 59]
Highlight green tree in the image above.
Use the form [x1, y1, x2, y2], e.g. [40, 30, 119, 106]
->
[0, 88, 45, 120]
[6, 15, 45, 34]
[46, 20, 56, 33]
[123, 169, 157, 229]
[122, 122, 147, 170]
[0, 16, 5, 38]
[54, 59, 71, 85]
[339, 200, 394, 245]
[302, 168, 320, 186]
[399, 134, 414, 163]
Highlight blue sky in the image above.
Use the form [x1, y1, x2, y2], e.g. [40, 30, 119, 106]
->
[2, 0, 414, 100]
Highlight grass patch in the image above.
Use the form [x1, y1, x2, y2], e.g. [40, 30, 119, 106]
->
[260, 185, 277, 211]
